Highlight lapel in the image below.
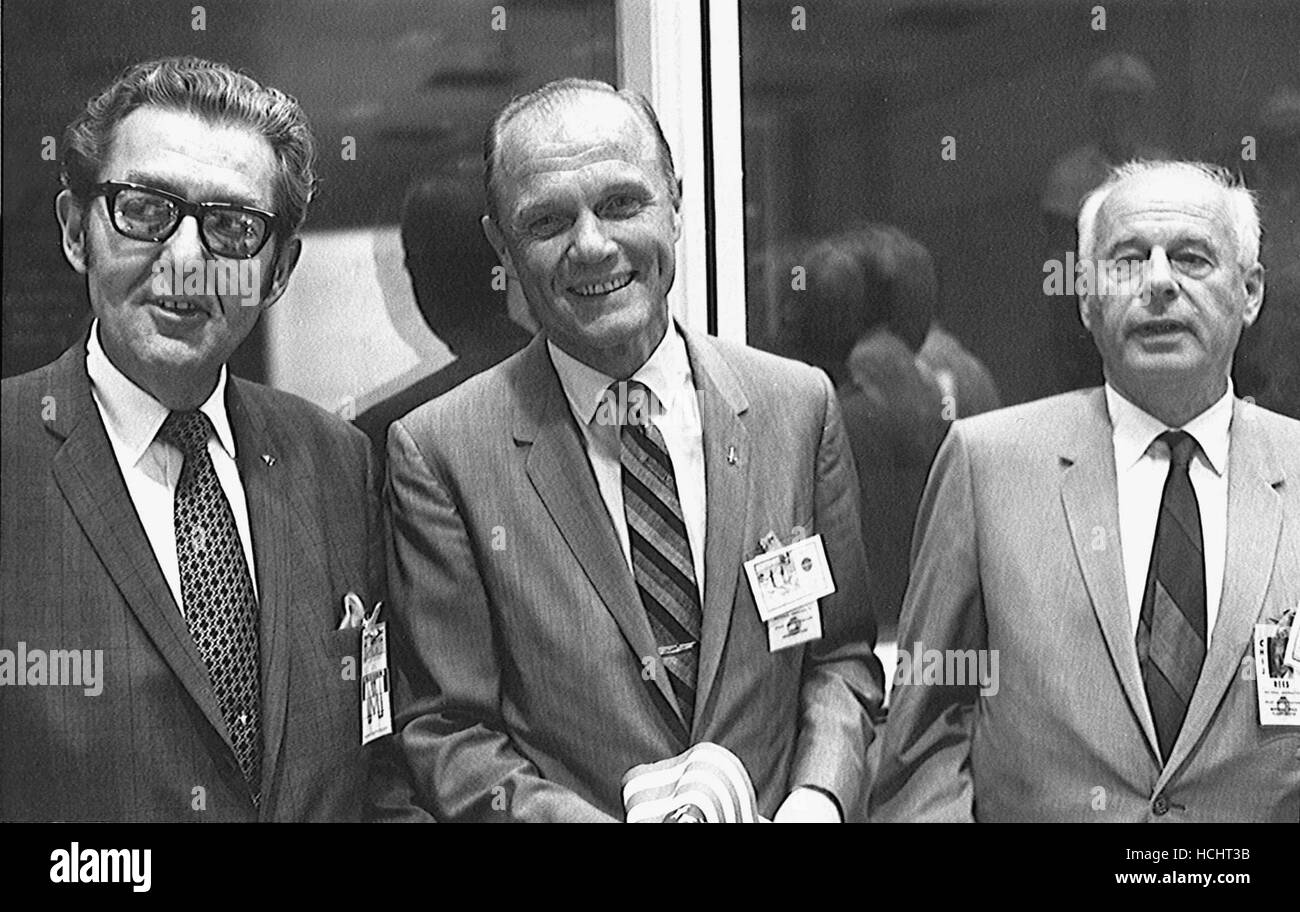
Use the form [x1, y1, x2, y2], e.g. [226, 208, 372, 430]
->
[511, 336, 686, 734]
[225, 378, 297, 815]
[1058, 389, 1161, 758]
[1158, 397, 1286, 787]
[46, 341, 232, 751]
[680, 329, 751, 733]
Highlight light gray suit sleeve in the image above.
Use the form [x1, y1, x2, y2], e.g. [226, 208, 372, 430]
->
[384, 419, 618, 823]
[788, 370, 887, 816]
[869, 422, 984, 822]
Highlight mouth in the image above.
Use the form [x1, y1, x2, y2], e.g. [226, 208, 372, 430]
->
[569, 273, 635, 298]
[146, 298, 211, 319]
[1130, 319, 1193, 339]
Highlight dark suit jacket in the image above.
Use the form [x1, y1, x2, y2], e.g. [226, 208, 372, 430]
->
[871, 389, 1300, 822]
[0, 340, 400, 821]
[383, 327, 885, 822]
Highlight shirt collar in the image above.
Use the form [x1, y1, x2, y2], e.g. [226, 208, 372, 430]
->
[1104, 380, 1233, 476]
[86, 320, 238, 465]
[547, 323, 693, 427]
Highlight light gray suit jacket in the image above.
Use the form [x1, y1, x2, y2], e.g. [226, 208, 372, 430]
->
[383, 328, 885, 822]
[870, 388, 1300, 822]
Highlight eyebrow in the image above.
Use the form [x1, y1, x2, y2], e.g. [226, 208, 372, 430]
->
[119, 171, 268, 210]
[514, 180, 654, 223]
[1104, 233, 1218, 257]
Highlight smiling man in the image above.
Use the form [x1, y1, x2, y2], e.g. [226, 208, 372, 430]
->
[382, 78, 884, 822]
[871, 161, 1300, 822]
[0, 57, 421, 821]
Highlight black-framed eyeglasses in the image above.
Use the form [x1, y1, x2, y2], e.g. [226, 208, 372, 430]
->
[90, 181, 283, 259]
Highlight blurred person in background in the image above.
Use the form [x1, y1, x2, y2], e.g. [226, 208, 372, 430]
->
[796, 223, 950, 634]
[355, 173, 532, 453]
[1233, 86, 1300, 418]
[1042, 52, 1169, 394]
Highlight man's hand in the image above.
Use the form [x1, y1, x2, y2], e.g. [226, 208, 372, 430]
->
[773, 786, 841, 823]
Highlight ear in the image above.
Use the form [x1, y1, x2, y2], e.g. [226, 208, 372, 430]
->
[481, 214, 517, 279]
[672, 177, 683, 242]
[1077, 290, 1095, 333]
[259, 235, 303, 310]
[1241, 261, 1265, 329]
[55, 189, 89, 275]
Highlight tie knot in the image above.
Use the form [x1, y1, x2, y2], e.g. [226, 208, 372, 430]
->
[1159, 430, 1199, 471]
[604, 379, 657, 428]
[159, 409, 216, 457]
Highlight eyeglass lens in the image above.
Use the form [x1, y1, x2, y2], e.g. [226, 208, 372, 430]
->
[111, 186, 271, 258]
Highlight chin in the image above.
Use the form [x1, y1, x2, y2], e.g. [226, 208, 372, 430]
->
[582, 309, 659, 344]
[146, 338, 225, 373]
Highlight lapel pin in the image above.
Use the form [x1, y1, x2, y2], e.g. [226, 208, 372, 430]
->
[262, 454, 276, 467]
[727, 445, 738, 466]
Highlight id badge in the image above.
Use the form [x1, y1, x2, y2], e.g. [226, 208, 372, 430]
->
[767, 602, 822, 652]
[361, 602, 393, 744]
[743, 533, 836, 622]
[1253, 616, 1298, 726]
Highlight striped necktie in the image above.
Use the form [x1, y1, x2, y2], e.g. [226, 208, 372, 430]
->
[1135, 430, 1206, 763]
[616, 380, 703, 729]
[158, 409, 263, 805]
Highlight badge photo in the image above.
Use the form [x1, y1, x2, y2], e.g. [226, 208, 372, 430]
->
[743, 534, 836, 622]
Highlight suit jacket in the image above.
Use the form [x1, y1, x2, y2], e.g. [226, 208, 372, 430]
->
[870, 388, 1300, 822]
[0, 340, 399, 821]
[383, 327, 885, 822]
[354, 314, 533, 457]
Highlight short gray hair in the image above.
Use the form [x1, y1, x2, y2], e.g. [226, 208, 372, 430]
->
[482, 77, 680, 223]
[1077, 160, 1260, 271]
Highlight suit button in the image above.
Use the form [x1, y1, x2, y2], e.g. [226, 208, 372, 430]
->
[1152, 794, 1170, 816]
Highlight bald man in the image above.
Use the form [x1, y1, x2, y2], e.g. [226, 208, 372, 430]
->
[873, 161, 1300, 822]
[381, 79, 884, 822]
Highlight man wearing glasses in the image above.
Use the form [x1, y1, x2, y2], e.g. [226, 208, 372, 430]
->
[0, 57, 421, 821]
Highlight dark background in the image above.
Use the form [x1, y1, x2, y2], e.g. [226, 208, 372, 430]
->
[3, 0, 1297, 412]
[740, 0, 1300, 406]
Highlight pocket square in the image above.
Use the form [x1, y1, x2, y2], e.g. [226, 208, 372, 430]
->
[338, 591, 367, 630]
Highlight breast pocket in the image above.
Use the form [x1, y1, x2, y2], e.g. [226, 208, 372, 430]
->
[327, 625, 362, 662]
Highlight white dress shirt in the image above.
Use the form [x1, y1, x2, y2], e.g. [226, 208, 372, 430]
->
[87, 321, 259, 612]
[1105, 382, 1231, 638]
[548, 326, 707, 599]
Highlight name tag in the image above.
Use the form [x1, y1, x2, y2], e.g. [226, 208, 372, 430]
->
[767, 602, 822, 652]
[361, 603, 393, 744]
[745, 532, 833, 652]
[1254, 612, 1298, 726]
[743, 533, 835, 622]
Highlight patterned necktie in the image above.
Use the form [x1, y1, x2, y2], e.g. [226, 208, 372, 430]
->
[616, 380, 703, 728]
[1135, 430, 1207, 763]
[158, 409, 263, 804]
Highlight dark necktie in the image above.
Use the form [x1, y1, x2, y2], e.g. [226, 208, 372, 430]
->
[616, 380, 703, 728]
[158, 409, 263, 804]
[1135, 430, 1207, 762]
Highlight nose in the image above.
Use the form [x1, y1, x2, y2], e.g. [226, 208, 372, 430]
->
[1143, 247, 1178, 307]
[159, 213, 209, 265]
[569, 210, 616, 264]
